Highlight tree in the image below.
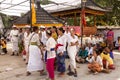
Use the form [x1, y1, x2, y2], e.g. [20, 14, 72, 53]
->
[94, 0, 120, 26]
[40, 0, 50, 5]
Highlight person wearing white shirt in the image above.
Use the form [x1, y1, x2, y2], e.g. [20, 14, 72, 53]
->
[87, 50, 103, 74]
[23, 27, 31, 64]
[87, 35, 96, 44]
[64, 27, 70, 58]
[94, 35, 99, 44]
[64, 27, 70, 43]
[86, 44, 97, 62]
[45, 30, 56, 80]
[64, 27, 70, 37]
[40, 27, 48, 46]
[10, 26, 19, 56]
[27, 27, 44, 76]
[85, 43, 93, 55]
[56, 28, 67, 76]
[67, 28, 79, 77]
[98, 34, 104, 43]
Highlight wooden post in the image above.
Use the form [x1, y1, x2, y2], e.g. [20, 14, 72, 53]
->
[30, 0, 32, 29]
[80, 0, 86, 47]
[94, 15, 96, 27]
[74, 13, 77, 26]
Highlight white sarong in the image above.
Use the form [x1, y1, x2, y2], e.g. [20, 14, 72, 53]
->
[27, 45, 43, 72]
[68, 46, 77, 69]
[12, 42, 19, 52]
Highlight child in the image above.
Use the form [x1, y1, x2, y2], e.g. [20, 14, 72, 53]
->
[87, 49, 103, 74]
[0, 37, 7, 54]
[101, 47, 115, 70]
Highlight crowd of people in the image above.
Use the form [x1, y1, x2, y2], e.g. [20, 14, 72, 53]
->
[0, 26, 118, 80]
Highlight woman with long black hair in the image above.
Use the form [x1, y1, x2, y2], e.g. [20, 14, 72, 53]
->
[56, 28, 67, 76]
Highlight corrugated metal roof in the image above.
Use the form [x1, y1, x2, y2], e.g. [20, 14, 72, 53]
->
[43, 0, 109, 13]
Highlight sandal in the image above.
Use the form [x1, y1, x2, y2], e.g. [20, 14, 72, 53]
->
[40, 72, 47, 76]
[74, 71, 77, 77]
[26, 72, 31, 76]
[67, 71, 74, 76]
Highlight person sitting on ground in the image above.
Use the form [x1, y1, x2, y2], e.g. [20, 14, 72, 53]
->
[85, 43, 93, 55]
[86, 44, 97, 61]
[100, 40, 107, 48]
[76, 45, 88, 63]
[101, 47, 115, 70]
[115, 37, 120, 51]
[87, 49, 103, 74]
[0, 37, 7, 55]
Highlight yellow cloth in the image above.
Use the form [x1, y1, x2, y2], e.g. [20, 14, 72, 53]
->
[101, 52, 113, 65]
[100, 42, 106, 47]
[30, 42, 37, 45]
[32, 1, 36, 25]
[1, 40, 6, 48]
[52, 32, 58, 41]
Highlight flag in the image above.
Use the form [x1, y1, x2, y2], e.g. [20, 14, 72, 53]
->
[32, 0, 36, 25]
[82, 9, 86, 27]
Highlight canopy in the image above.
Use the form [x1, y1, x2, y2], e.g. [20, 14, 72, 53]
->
[0, 0, 81, 16]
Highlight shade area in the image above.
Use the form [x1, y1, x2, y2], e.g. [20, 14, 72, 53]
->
[0, 0, 80, 16]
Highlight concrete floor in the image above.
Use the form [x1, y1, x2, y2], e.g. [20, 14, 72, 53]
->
[0, 43, 120, 80]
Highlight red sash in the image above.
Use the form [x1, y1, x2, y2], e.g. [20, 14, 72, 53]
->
[55, 44, 63, 50]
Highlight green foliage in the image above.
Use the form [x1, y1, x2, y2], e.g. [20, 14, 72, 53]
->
[40, 0, 50, 5]
[0, 13, 13, 28]
[93, 0, 120, 26]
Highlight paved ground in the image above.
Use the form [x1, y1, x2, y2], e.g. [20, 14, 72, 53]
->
[0, 43, 120, 80]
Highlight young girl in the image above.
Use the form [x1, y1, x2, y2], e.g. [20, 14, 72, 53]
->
[56, 28, 67, 76]
[46, 30, 56, 80]
[87, 49, 103, 74]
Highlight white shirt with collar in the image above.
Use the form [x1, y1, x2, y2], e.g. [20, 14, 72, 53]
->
[46, 37, 56, 59]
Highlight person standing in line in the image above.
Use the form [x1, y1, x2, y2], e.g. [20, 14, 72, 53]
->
[51, 26, 58, 41]
[45, 30, 56, 80]
[67, 28, 79, 77]
[18, 28, 24, 55]
[10, 26, 19, 56]
[23, 27, 31, 64]
[26, 26, 44, 76]
[40, 26, 47, 46]
[64, 27, 70, 36]
[56, 28, 67, 76]
[64, 27, 70, 58]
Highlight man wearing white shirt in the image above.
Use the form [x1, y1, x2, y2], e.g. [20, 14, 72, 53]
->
[40, 26, 47, 46]
[23, 27, 31, 63]
[10, 26, 19, 56]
